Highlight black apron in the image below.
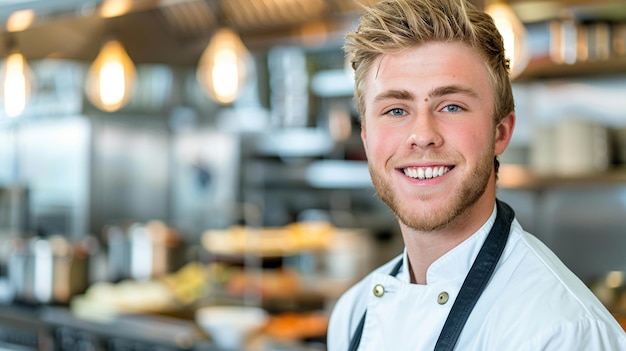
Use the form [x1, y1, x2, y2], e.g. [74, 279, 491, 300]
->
[347, 199, 515, 351]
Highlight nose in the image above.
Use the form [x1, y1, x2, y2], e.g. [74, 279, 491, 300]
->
[406, 112, 443, 149]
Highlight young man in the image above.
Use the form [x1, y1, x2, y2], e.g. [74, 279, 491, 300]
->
[327, 0, 626, 350]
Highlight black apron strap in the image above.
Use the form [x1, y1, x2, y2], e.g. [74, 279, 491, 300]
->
[348, 311, 367, 351]
[346, 199, 515, 351]
[433, 199, 515, 351]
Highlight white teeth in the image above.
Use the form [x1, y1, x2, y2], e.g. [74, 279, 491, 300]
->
[425, 167, 433, 178]
[403, 166, 450, 180]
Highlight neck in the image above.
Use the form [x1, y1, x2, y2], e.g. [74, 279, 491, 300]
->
[401, 196, 496, 285]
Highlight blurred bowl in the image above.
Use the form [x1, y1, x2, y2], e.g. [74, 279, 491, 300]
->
[196, 305, 268, 349]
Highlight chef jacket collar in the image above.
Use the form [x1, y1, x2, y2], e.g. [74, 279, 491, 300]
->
[396, 203, 498, 285]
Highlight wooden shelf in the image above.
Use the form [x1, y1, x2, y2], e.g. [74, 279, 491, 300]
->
[498, 164, 626, 190]
[516, 56, 626, 81]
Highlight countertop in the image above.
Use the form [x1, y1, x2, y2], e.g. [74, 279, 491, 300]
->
[0, 303, 216, 351]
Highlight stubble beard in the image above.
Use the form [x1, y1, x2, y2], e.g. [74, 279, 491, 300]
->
[370, 146, 495, 232]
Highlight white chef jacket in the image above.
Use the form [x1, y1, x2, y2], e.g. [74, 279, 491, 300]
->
[327, 205, 626, 351]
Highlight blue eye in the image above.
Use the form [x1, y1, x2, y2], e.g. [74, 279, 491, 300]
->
[442, 104, 462, 113]
[387, 108, 406, 117]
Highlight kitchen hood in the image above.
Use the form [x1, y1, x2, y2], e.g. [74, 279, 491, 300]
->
[0, 0, 624, 66]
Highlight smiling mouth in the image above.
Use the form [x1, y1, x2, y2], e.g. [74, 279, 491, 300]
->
[403, 166, 451, 180]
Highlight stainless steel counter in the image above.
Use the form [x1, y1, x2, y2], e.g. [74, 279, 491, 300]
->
[0, 304, 215, 351]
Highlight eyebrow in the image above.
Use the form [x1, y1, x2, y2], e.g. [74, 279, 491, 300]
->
[429, 85, 479, 99]
[373, 84, 479, 104]
[373, 89, 415, 103]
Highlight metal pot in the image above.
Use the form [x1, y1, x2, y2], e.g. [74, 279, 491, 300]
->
[7, 235, 90, 305]
[105, 220, 187, 282]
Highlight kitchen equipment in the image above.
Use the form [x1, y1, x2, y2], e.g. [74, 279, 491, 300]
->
[195, 305, 268, 350]
[7, 235, 90, 304]
[555, 117, 610, 175]
[529, 125, 556, 175]
[105, 221, 187, 282]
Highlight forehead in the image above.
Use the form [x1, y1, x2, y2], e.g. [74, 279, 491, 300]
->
[364, 41, 493, 102]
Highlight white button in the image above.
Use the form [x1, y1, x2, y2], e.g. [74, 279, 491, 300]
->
[373, 284, 385, 297]
[438, 292, 449, 305]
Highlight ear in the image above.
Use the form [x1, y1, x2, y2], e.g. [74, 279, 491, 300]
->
[494, 112, 515, 156]
[360, 123, 368, 155]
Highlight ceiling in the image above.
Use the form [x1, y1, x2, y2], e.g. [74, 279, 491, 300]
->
[0, 0, 374, 65]
[0, 0, 624, 66]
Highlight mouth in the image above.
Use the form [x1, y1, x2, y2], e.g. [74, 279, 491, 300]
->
[403, 166, 452, 180]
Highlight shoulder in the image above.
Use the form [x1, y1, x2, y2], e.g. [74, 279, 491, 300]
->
[481, 219, 626, 345]
[461, 218, 626, 349]
[520, 317, 626, 350]
[505, 219, 598, 303]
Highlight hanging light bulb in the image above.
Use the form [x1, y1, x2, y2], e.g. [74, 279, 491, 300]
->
[0, 50, 34, 118]
[196, 28, 250, 105]
[85, 39, 136, 112]
[100, 0, 133, 18]
[485, 0, 530, 79]
[6, 9, 35, 32]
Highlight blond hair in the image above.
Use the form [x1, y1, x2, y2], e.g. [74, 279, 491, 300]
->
[344, 0, 514, 124]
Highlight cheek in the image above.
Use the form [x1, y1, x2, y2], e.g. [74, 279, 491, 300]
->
[450, 125, 494, 157]
[363, 127, 397, 161]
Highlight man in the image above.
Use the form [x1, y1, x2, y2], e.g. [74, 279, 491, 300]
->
[327, 0, 626, 350]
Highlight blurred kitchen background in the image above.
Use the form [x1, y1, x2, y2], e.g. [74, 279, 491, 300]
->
[0, 0, 625, 350]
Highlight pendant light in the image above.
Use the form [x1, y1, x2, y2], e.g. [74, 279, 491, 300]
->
[100, 0, 133, 18]
[6, 9, 35, 33]
[196, 28, 250, 105]
[485, 0, 529, 78]
[0, 39, 34, 118]
[85, 39, 137, 112]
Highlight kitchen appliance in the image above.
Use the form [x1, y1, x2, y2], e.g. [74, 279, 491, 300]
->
[0, 186, 29, 302]
[7, 235, 90, 305]
[105, 221, 188, 282]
